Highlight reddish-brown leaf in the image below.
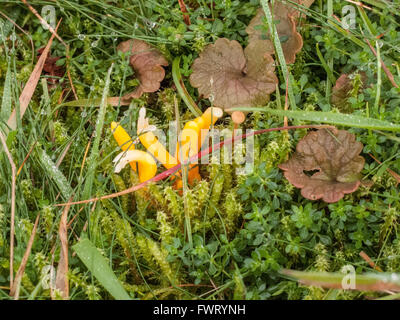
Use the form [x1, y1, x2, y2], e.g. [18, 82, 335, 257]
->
[331, 72, 367, 109]
[189, 38, 278, 113]
[178, 0, 191, 25]
[117, 39, 168, 102]
[37, 47, 65, 87]
[279, 128, 365, 203]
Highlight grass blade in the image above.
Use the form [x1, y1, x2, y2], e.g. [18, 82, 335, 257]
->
[260, 0, 297, 110]
[72, 238, 131, 300]
[38, 148, 74, 200]
[1, 62, 12, 121]
[231, 108, 400, 132]
[315, 42, 336, 86]
[82, 64, 113, 199]
[282, 269, 400, 292]
[172, 56, 202, 117]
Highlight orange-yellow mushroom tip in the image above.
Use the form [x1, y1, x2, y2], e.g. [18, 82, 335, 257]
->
[111, 121, 138, 171]
[231, 111, 246, 125]
[111, 121, 119, 132]
[113, 150, 157, 182]
[136, 152, 157, 182]
[174, 179, 183, 190]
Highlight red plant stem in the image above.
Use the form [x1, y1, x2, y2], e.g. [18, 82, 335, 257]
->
[55, 124, 332, 207]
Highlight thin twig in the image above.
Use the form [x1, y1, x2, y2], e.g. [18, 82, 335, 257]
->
[343, 0, 372, 10]
[284, 70, 290, 127]
[368, 153, 400, 185]
[17, 141, 37, 176]
[365, 38, 399, 88]
[21, 0, 78, 99]
[56, 141, 72, 168]
[21, 0, 66, 45]
[10, 214, 40, 299]
[359, 251, 383, 272]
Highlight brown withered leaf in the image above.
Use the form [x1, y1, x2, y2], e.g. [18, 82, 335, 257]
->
[37, 47, 65, 86]
[54, 202, 70, 300]
[300, 0, 315, 9]
[279, 129, 365, 203]
[246, 5, 302, 64]
[246, 1, 315, 64]
[7, 28, 58, 131]
[331, 72, 367, 110]
[9, 214, 40, 299]
[117, 39, 168, 101]
[189, 38, 278, 112]
[331, 74, 353, 107]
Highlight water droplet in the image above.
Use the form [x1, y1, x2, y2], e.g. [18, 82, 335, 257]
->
[209, 94, 215, 103]
[145, 20, 156, 29]
[81, 111, 87, 118]
[391, 273, 399, 281]
[77, 34, 85, 40]
[90, 85, 95, 91]
[91, 40, 98, 48]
